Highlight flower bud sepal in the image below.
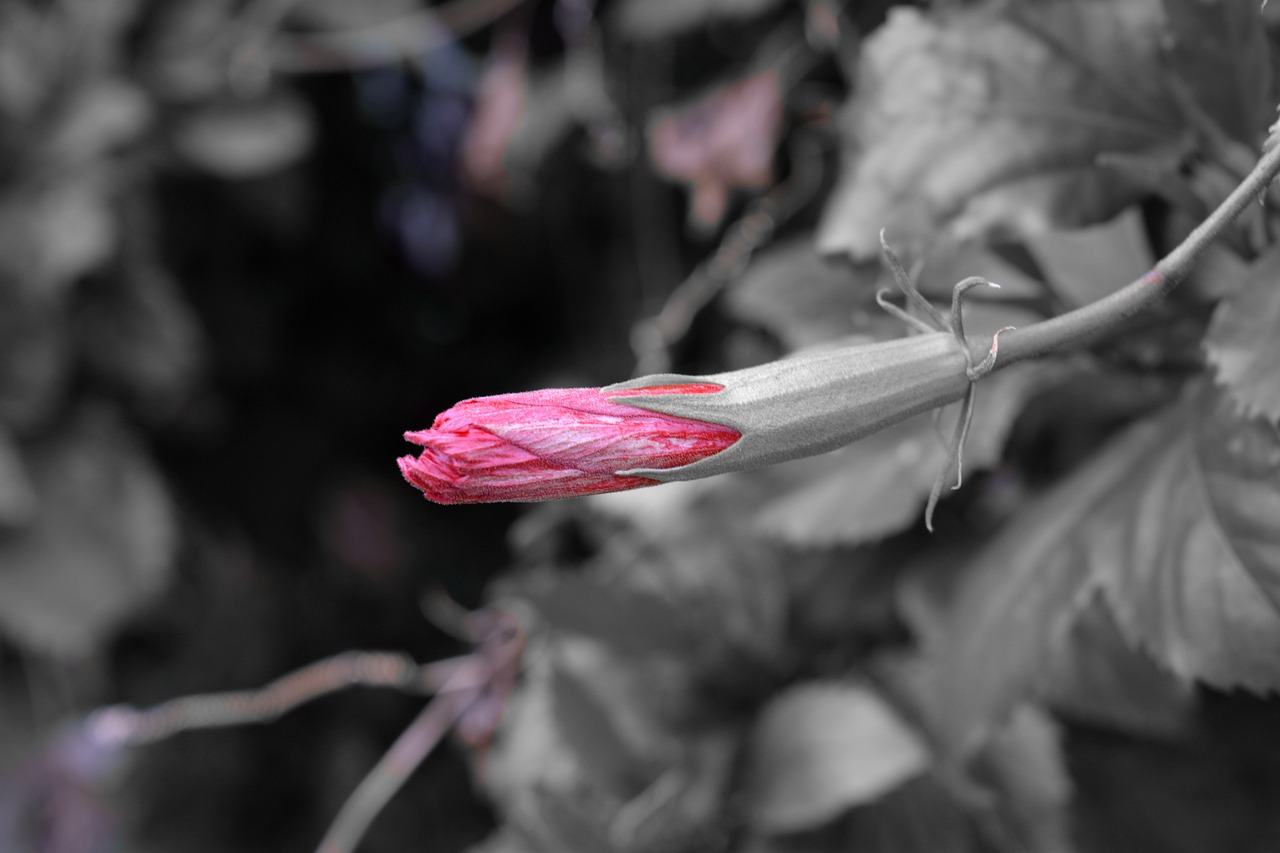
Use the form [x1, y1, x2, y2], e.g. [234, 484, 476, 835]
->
[606, 332, 972, 481]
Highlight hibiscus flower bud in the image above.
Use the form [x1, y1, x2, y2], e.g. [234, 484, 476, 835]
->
[398, 384, 741, 504]
[401, 331, 977, 504]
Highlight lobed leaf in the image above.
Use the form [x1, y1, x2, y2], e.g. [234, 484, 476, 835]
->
[1040, 596, 1197, 738]
[1097, 387, 1280, 691]
[915, 407, 1178, 759]
[818, 0, 1263, 258]
[1204, 243, 1280, 423]
[920, 385, 1280, 759]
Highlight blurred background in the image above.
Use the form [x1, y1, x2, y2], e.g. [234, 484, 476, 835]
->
[3, 1, 1280, 852]
[0, 0, 849, 849]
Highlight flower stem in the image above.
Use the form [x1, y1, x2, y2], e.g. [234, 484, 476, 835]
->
[992, 142, 1280, 367]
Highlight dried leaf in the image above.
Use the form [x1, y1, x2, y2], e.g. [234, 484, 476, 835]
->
[743, 681, 928, 833]
[1205, 243, 1280, 423]
[461, 40, 528, 199]
[613, 0, 786, 39]
[817, 1, 1229, 258]
[649, 70, 783, 230]
[0, 411, 176, 656]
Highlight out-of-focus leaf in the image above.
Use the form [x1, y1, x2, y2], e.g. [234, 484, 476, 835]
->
[878, 657, 1074, 853]
[550, 665, 648, 796]
[533, 785, 617, 853]
[839, 774, 979, 853]
[649, 70, 783, 230]
[1069, 692, 1280, 853]
[1183, 240, 1250, 303]
[49, 79, 151, 165]
[468, 827, 540, 853]
[172, 93, 314, 177]
[603, 729, 739, 853]
[910, 409, 1160, 759]
[0, 410, 176, 656]
[0, 180, 116, 297]
[1097, 387, 1280, 692]
[1025, 207, 1155, 308]
[756, 361, 1064, 546]
[725, 238, 877, 349]
[519, 572, 698, 656]
[0, 428, 36, 528]
[79, 266, 203, 412]
[740, 772, 981, 853]
[915, 242, 1047, 301]
[483, 661, 579, 814]
[1205, 243, 1280, 422]
[817, 1, 1237, 258]
[1041, 596, 1196, 738]
[0, 302, 71, 430]
[612, 0, 786, 39]
[0, 1, 64, 118]
[1162, 0, 1271, 144]
[584, 508, 791, 669]
[970, 706, 1074, 853]
[294, 0, 421, 28]
[743, 681, 928, 833]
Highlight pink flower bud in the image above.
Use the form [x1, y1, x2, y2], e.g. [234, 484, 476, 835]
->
[398, 384, 740, 504]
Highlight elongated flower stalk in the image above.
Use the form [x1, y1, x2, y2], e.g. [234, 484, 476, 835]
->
[401, 143, 1280, 520]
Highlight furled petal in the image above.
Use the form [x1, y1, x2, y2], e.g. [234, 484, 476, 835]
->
[398, 384, 739, 504]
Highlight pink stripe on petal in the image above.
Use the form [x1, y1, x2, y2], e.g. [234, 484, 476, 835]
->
[399, 384, 737, 504]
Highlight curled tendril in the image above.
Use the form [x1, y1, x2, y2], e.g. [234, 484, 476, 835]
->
[877, 232, 1015, 531]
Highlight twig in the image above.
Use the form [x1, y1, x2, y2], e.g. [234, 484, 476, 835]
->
[312, 611, 526, 853]
[313, 684, 477, 853]
[87, 651, 469, 746]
